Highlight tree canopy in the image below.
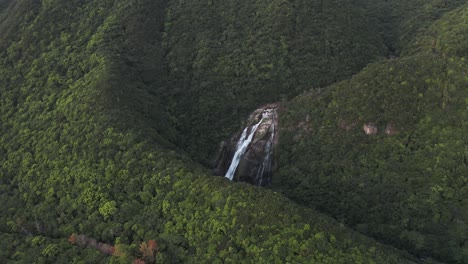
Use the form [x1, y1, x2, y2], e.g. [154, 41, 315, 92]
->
[0, 0, 466, 263]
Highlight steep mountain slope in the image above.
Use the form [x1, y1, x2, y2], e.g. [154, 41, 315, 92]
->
[0, 0, 418, 263]
[161, 0, 467, 166]
[405, 4, 468, 58]
[368, 0, 466, 55]
[161, 0, 389, 164]
[275, 4, 467, 263]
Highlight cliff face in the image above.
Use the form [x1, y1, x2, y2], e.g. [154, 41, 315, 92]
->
[214, 104, 279, 186]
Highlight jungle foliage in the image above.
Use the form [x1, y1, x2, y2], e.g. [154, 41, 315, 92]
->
[0, 0, 466, 263]
[275, 3, 468, 263]
[0, 0, 421, 263]
[161, 0, 389, 164]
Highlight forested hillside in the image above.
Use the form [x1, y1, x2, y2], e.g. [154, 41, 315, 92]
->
[160, 0, 467, 165]
[372, 0, 467, 55]
[0, 0, 465, 263]
[275, 3, 467, 263]
[0, 0, 422, 263]
[161, 0, 390, 164]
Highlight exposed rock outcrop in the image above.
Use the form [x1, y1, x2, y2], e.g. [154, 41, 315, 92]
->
[363, 123, 378, 135]
[338, 120, 396, 136]
[385, 122, 396, 135]
[339, 120, 357, 131]
[213, 104, 279, 186]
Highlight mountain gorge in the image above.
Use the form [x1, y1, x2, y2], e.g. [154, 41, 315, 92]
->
[0, 0, 466, 263]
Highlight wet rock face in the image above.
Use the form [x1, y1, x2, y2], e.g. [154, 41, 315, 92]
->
[213, 104, 279, 186]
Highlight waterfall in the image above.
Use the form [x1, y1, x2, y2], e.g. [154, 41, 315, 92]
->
[255, 112, 275, 186]
[225, 117, 264, 180]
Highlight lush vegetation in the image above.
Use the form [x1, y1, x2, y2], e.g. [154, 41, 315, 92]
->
[160, 0, 467, 165]
[161, 0, 390, 164]
[275, 3, 467, 263]
[0, 0, 465, 263]
[374, 0, 467, 55]
[0, 0, 421, 263]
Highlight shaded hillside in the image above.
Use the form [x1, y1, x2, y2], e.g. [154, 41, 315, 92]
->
[161, 0, 389, 163]
[275, 4, 468, 263]
[0, 0, 12, 13]
[372, 0, 467, 55]
[405, 4, 468, 58]
[0, 0, 418, 263]
[159, 0, 467, 165]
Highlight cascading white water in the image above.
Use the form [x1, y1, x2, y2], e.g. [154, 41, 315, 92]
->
[225, 117, 264, 180]
[255, 111, 275, 186]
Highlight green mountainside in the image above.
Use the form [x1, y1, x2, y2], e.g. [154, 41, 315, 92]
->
[375, 0, 467, 55]
[276, 3, 467, 263]
[160, 0, 467, 164]
[0, 0, 465, 263]
[0, 0, 416, 263]
[161, 0, 388, 164]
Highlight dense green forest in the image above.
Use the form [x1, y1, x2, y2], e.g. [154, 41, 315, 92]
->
[276, 3, 468, 263]
[162, 0, 389, 164]
[0, 0, 466, 263]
